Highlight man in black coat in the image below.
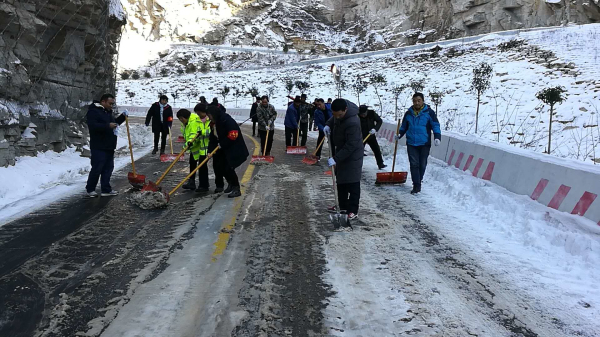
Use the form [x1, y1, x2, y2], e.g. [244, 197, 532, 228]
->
[85, 93, 127, 197]
[324, 99, 363, 221]
[359, 105, 387, 170]
[250, 96, 260, 136]
[145, 95, 173, 155]
[207, 105, 249, 198]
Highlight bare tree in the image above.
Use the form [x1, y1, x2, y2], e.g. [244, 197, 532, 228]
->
[392, 84, 408, 120]
[233, 87, 244, 108]
[247, 85, 259, 104]
[267, 85, 276, 99]
[470, 62, 493, 133]
[295, 81, 310, 95]
[351, 75, 368, 105]
[284, 77, 295, 101]
[409, 79, 424, 94]
[536, 86, 567, 154]
[370, 73, 387, 113]
[218, 86, 231, 104]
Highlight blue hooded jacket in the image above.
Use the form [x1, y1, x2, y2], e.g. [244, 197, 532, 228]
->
[398, 104, 441, 146]
[313, 106, 332, 132]
[284, 104, 299, 128]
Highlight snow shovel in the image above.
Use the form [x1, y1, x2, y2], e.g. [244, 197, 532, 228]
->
[125, 116, 146, 189]
[302, 136, 326, 165]
[161, 128, 185, 162]
[250, 124, 274, 164]
[237, 116, 252, 126]
[286, 127, 307, 155]
[142, 132, 202, 192]
[327, 135, 349, 230]
[376, 120, 407, 185]
[166, 147, 220, 201]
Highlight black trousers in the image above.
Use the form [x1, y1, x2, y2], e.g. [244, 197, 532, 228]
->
[407, 145, 431, 187]
[337, 182, 361, 214]
[364, 135, 385, 167]
[299, 122, 308, 146]
[86, 149, 114, 193]
[316, 130, 325, 158]
[285, 126, 298, 147]
[252, 121, 257, 136]
[309, 117, 314, 131]
[153, 131, 167, 152]
[213, 152, 240, 188]
[258, 129, 274, 155]
[189, 153, 209, 188]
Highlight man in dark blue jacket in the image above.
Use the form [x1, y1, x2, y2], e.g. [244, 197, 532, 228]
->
[284, 97, 300, 147]
[313, 98, 332, 159]
[396, 93, 442, 194]
[85, 94, 127, 197]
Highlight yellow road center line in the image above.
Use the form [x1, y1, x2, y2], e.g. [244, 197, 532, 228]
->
[211, 133, 260, 261]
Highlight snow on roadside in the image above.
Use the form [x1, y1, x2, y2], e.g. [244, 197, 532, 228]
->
[0, 124, 153, 224]
[321, 141, 600, 335]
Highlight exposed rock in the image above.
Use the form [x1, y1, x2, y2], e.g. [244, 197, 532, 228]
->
[0, 0, 125, 166]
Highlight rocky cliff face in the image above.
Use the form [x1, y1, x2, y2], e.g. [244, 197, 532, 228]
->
[121, 0, 600, 53]
[0, 0, 125, 167]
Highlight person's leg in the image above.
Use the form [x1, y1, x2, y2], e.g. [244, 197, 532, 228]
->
[197, 154, 209, 189]
[266, 129, 274, 155]
[252, 121, 256, 136]
[184, 153, 197, 188]
[316, 130, 325, 158]
[285, 127, 292, 147]
[259, 130, 267, 155]
[309, 117, 313, 132]
[291, 128, 298, 147]
[419, 146, 431, 186]
[85, 149, 105, 193]
[368, 136, 385, 168]
[337, 183, 349, 212]
[100, 150, 115, 193]
[160, 129, 168, 154]
[213, 153, 225, 191]
[153, 132, 159, 153]
[406, 145, 421, 190]
[223, 163, 241, 198]
[300, 122, 308, 146]
[347, 181, 361, 215]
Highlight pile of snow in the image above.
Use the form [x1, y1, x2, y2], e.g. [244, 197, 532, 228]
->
[0, 123, 153, 224]
[118, 24, 600, 164]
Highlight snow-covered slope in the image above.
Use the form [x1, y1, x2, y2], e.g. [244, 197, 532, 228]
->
[118, 24, 600, 164]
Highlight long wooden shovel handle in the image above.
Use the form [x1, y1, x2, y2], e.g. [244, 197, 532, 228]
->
[125, 116, 137, 176]
[168, 128, 174, 155]
[263, 121, 272, 155]
[169, 147, 219, 196]
[392, 119, 401, 174]
[312, 136, 326, 156]
[296, 127, 300, 146]
[363, 133, 372, 144]
[155, 132, 201, 186]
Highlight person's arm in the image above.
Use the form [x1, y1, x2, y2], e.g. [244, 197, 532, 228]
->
[145, 105, 154, 126]
[87, 109, 111, 132]
[165, 106, 173, 128]
[398, 112, 409, 138]
[269, 106, 278, 127]
[325, 116, 334, 128]
[429, 110, 442, 140]
[333, 124, 361, 163]
[373, 112, 383, 132]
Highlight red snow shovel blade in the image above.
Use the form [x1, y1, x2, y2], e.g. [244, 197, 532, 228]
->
[286, 146, 307, 155]
[250, 155, 274, 164]
[141, 180, 161, 193]
[175, 136, 185, 143]
[375, 172, 408, 185]
[128, 172, 146, 189]
[302, 154, 319, 165]
[160, 153, 185, 163]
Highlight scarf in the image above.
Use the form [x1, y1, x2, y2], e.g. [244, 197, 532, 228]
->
[159, 103, 166, 122]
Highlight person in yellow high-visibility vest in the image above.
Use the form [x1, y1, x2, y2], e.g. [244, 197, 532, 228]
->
[177, 105, 211, 193]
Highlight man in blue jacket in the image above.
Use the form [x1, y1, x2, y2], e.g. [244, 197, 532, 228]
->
[284, 97, 301, 147]
[396, 93, 442, 194]
[313, 98, 332, 159]
[85, 93, 128, 198]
